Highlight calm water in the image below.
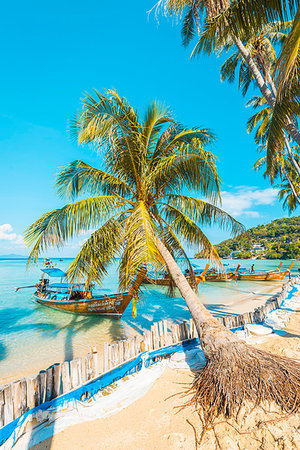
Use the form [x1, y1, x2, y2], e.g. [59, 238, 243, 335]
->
[0, 258, 297, 381]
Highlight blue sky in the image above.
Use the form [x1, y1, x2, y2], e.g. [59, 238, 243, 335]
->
[0, 0, 295, 257]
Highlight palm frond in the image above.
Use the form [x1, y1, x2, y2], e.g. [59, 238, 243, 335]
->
[163, 194, 244, 236]
[160, 202, 223, 267]
[67, 217, 123, 283]
[56, 160, 134, 200]
[25, 196, 119, 263]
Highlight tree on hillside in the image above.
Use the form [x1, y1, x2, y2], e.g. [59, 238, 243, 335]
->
[25, 90, 300, 427]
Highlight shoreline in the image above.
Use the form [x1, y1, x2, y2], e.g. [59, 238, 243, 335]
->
[0, 282, 283, 386]
[29, 293, 300, 449]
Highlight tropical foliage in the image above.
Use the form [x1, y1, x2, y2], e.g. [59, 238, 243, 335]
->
[157, 0, 300, 211]
[197, 216, 300, 259]
[25, 90, 243, 291]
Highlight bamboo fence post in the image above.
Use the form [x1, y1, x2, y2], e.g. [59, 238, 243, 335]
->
[103, 342, 109, 372]
[53, 363, 61, 398]
[150, 325, 155, 350]
[85, 353, 93, 382]
[12, 379, 27, 419]
[70, 358, 82, 389]
[3, 384, 13, 425]
[123, 340, 130, 362]
[140, 338, 145, 353]
[111, 344, 116, 367]
[158, 321, 164, 347]
[45, 366, 54, 402]
[27, 374, 40, 409]
[0, 387, 4, 428]
[183, 321, 189, 340]
[61, 361, 71, 394]
[146, 330, 152, 351]
[92, 349, 98, 377]
[153, 323, 160, 349]
[163, 320, 170, 346]
[133, 335, 139, 356]
[39, 370, 47, 404]
[20, 378, 27, 415]
[108, 344, 112, 369]
[176, 323, 182, 341]
[129, 337, 135, 359]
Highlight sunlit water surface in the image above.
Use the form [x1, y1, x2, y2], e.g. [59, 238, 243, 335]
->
[0, 258, 297, 381]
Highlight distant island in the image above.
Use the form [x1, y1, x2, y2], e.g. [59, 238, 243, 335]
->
[195, 216, 300, 260]
[0, 253, 28, 259]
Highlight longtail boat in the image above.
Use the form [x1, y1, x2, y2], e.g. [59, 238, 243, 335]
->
[143, 264, 210, 286]
[16, 267, 144, 318]
[195, 264, 241, 283]
[237, 262, 294, 281]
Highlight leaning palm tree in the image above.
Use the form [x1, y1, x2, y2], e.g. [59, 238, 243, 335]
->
[25, 90, 300, 424]
[247, 94, 300, 204]
[156, 1, 300, 156]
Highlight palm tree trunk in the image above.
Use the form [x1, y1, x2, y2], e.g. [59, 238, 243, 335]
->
[155, 238, 241, 359]
[266, 72, 300, 181]
[233, 36, 300, 146]
[284, 135, 300, 178]
[155, 237, 300, 420]
[282, 166, 300, 204]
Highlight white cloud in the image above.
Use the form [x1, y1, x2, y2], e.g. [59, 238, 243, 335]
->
[220, 187, 279, 217]
[0, 224, 24, 246]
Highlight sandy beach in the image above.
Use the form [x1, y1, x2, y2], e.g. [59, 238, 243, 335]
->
[0, 281, 284, 387]
[31, 293, 300, 450]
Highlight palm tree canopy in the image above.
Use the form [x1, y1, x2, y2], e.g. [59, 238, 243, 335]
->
[25, 90, 244, 293]
[220, 21, 291, 96]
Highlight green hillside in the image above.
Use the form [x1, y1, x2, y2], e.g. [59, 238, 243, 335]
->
[195, 216, 300, 260]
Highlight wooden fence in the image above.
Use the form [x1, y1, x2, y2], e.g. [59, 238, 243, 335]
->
[0, 276, 298, 429]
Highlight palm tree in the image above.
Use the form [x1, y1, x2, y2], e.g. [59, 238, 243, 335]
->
[277, 163, 300, 213]
[156, 1, 300, 161]
[247, 93, 300, 206]
[220, 21, 290, 97]
[25, 90, 300, 422]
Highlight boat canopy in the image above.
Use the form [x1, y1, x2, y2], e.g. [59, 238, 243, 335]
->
[41, 268, 67, 277]
[49, 282, 85, 288]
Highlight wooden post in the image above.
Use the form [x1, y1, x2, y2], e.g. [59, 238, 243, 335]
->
[46, 366, 54, 402]
[85, 353, 93, 381]
[27, 375, 40, 409]
[183, 321, 189, 340]
[158, 321, 164, 347]
[70, 357, 82, 389]
[0, 387, 4, 428]
[39, 370, 47, 404]
[153, 323, 160, 349]
[103, 342, 109, 372]
[177, 323, 183, 341]
[108, 344, 112, 369]
[53, 363, 61, 398]
[129, 337, 135, 359]
[92, 350, 98, 377]
[61, 361, 71, 394]
[140, 339, 145, 353]
[163, 320, 170, 346]
[123, 340, 130, 362]
[12, 380, 22, 419]
[3, 384, 13, 425]
[114, 343, 120, 366]
[20, 378, 27, 415]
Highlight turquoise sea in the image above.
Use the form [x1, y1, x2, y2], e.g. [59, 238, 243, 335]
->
[0, 258, 297, 382]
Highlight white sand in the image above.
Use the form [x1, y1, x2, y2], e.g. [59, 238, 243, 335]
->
[31, 309, 300, 450]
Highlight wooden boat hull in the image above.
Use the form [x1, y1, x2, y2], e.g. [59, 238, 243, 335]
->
[142, 277, 170, 286]
[204, 273, 235, 282]
[33, 292, 133, 318]
[238, 271, 289, 281]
